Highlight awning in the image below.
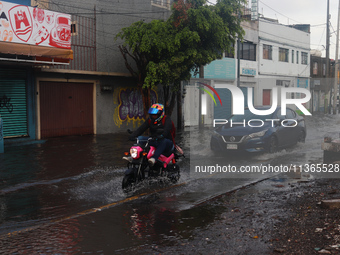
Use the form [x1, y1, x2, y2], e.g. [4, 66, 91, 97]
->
[0, 41, 73, 64]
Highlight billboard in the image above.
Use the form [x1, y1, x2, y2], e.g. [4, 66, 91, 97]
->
[0, 1, 71, 49]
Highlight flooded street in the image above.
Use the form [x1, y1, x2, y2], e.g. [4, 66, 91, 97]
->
[0, 114, 339, 254]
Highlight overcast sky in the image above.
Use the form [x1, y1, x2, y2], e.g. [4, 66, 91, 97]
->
[210, 0, 340, 59]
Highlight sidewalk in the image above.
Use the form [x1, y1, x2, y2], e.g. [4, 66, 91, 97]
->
[132, 175, 340, 255]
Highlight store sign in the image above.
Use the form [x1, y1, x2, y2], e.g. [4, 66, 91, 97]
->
[297, 78, 309, 89]
[0, 1, 71, 49]
[241, 68, 256, 76]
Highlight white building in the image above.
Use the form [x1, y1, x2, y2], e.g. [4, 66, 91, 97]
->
[184, 17, 311, 126]
[257, 19, 310, 106]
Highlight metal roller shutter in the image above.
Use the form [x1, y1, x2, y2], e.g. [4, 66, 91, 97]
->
[0, 70, 28, 138]
[39, 82, 94, 138]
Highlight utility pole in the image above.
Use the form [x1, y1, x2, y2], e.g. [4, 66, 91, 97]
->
[326, 0, 331, 113]
[237, 4, 241, 88]
[333, 0, 340, 114]
[199, 67, 204, 129]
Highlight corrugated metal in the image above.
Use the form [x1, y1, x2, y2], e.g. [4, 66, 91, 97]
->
[40, 82, 94, 138]
[0, 72, 28, 138]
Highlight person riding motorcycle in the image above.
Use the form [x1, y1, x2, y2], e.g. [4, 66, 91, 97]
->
[129, 103, 174, 166]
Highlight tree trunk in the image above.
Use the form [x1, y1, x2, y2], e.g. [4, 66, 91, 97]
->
[140, 86, 151, 118]
[177, 89, 183, 130]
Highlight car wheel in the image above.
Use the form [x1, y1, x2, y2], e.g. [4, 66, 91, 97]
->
[268, 136, 278, 153]
[298, 130, 306, 143]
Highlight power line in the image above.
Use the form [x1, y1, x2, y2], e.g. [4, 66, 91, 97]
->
[259, 0, 303, 24]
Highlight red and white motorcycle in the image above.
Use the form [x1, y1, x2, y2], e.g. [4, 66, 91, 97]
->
[122, 133, 182, 192]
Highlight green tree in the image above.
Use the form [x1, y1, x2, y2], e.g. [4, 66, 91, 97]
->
[116, 0, 245, 123]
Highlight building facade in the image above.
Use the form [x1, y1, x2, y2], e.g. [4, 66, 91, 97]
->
[0, 0, 174, 144]
[310, 53, 335, 113]
[184, 16, 311, 125]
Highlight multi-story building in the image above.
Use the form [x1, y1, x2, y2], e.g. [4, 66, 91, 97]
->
[310, 51, 335, 113]
[184, 15, 311, 125]
[0, 0, 174, 145]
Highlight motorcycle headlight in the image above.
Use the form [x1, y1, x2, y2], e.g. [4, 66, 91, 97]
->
[130, 148, 138, 159]
[248, 129, 268, 139]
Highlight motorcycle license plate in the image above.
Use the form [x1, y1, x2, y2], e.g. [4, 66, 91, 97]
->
[227, 144, 238, 150]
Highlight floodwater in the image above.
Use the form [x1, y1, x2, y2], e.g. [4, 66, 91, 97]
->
[0, 113, 339, 254]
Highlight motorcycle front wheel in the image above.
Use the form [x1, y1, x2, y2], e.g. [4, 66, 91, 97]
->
[122, 174, 135, 192]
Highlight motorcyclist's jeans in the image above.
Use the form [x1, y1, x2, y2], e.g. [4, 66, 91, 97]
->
[149, 138, 174, 160]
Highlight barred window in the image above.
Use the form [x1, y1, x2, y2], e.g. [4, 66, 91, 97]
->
[279, 48, 289, 62]
[292, 50, 294, 63]
[301, 52, 308, 65]
[151, 0, 171, 9]
[240, 41, 256, 61]
[313, 62, 318, 75]
[263, 44, 272, 60]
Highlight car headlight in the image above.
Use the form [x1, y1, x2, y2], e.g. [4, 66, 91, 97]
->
[130, 148, 138, 159]
[212, 130, 223, 138]
[248, 129, 268, 139]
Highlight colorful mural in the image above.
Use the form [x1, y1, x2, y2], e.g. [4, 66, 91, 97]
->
[114, 88, 158, 128]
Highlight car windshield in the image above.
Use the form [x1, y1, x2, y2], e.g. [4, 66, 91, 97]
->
[229, 109, 274, 122]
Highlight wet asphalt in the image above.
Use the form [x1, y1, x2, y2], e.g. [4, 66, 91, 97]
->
[0, 130, 272, 254]
[0, 114, 339, 254]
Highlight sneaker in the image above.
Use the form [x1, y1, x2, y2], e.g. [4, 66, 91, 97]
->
[122, 156, 132, 162]
[148, 158, 156, 166]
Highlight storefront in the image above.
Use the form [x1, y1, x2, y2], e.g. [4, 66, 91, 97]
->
[0, 1, 73, 143]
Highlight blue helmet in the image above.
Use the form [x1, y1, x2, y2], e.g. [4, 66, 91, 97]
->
[148, 103, 164, 123]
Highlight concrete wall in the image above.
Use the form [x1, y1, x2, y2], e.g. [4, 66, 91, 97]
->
[47, 0, 173, 74]
[35, 0, 176, 135]
[259, 19, 310, 78]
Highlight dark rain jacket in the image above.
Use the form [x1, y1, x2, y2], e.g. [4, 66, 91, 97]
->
[129, 116, 172, 141]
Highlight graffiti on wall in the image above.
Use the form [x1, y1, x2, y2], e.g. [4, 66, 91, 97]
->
[114, 88, 157, 128]
[0, 95, 13, 113]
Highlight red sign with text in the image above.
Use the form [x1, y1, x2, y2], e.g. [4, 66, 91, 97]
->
[0, 1, 71, 49]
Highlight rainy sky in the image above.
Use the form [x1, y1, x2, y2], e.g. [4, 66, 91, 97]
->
[210, 0, 340, 59]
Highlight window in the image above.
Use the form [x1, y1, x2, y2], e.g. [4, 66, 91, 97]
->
[296, 51, 299, 64]
[313, 62, 318, 75]
[225, 43, 234, 58]
[263, 44, 272, 60]
[151, 0, 170, 9]
[292, 50, 294, 63]
[301, 52, 308, 65]
[71, 22, 77, 36]
[240, 41, 256, 61]
[279, 48, 289, 62]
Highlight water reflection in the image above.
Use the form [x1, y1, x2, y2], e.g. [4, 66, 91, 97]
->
[0, 134, 130, 235]
[0, 218, 81, 254]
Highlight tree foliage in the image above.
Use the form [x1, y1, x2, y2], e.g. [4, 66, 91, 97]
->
[116, 0, 245, 117]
